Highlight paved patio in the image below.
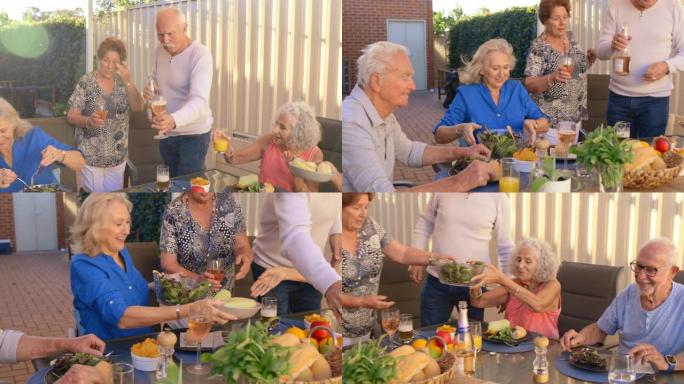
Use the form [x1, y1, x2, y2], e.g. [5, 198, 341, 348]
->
[0, 251, 74, 384]
[392, 90, 451, 186]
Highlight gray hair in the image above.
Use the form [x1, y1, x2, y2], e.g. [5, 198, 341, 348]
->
[639, 237, 678, 267]
[508, 238, 559, 282]
[274, 102, 321, 151]
[0, 97, 33, 139]
[157, 7, 187, 24]
[458, 38, 517, 84]
[356, 41, 410, 89]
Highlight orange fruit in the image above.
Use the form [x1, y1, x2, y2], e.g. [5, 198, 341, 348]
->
[308, 337, 319, 348]
[286, 327, 306, 339]
[319, 337, 335, 354]
[412, 339, 427, 351]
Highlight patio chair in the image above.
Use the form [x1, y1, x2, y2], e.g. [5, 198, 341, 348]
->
[317, 117, 342, 192]
[126, 241, 159, 282]
[556, 261, 623, 337]
[674, 270, 684, 285]
[126, 111, 162, 185]
[378, 258, 423, 327]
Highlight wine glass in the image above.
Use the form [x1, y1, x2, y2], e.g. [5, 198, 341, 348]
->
[95, 97, 108, 121]
[557, 121, 577, 171]
[207, 258, 226, 287]
[112, 362, 134, 384]
[608, 351, 636, 383]
[187, 303, 212, 375]
[559, 53, 575, 79]
[213, 131, 231, 155]
[380, 308, 400, 346]
[151, 95, 168, 140]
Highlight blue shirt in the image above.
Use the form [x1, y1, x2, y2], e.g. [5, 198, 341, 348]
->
[70, 247, 152, 340]
[597, 282, 684, 355]
[0, 127, 74, 192]
[433, 80, 545, 137]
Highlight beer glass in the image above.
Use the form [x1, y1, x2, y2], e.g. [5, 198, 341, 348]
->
[398, 313, 414, 344]
[261, 296, 278, 330]
[156, 165, 170, 192]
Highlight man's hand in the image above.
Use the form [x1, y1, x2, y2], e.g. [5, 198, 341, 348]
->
[643, 61, 669, 82]
[151, 114, 176, 135]
[459, 144, 491, 160]
[560, 329, 585, 351]
[250, 267, 287, 298]
[409, 265, 424, 283]
[611, 31, 631, 52]
[0, 169, 17, 189]
[587, 48, 597, 67]
[235, 252, 252, 280]
[452, 160, 496, 191]
[55, 364, 105, 384]
[324, 280, 343, 321]
[630, 344, 668, 371]
[63, 334, 105, 356]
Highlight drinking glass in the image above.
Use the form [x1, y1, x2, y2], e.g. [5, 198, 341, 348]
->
[261, 296, 278, 330]
[469, 321, 482, 353]
[151, 95, 168, 140]
[380, 308, 400, 345]
[559, 54, 575, 78]
[614, 121, 631, 139]
[112, 362, 134, 384]
[156, 165, 170, 192]
[187, 303, 212, 375]
[398, 313, 414, 344]
[95, 97, 108, 121]
[557, 121, 577, 170]
[499, 158, 520, 192]
[608, 351, 636, 383]
[213, 131, 230, 155]
[207, 258, 226, 285]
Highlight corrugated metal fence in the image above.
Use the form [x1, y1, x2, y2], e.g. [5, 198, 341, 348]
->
[368, 193, 684, 291]
[93, 0, 341, 138]
[569, 0, 683, 116]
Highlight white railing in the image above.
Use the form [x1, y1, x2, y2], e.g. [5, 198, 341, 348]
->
[368, 193, 684, 291]
[569, 0, 683, 116]
[92, 0, 341, 139]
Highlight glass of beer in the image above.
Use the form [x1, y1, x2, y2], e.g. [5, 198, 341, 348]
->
[499, 158, 520, 192]
[398, 313, 414, 344]
[187, 303, 212, 375]
[156, 165, 170, 192]
[151, 95, 168, 140]
[381, 308, 400, 345]
[207, 258, 226, 283]
[261, 296, 278, 330]
[559, 54, 575, 78]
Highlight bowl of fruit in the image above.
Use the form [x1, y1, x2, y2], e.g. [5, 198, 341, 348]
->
[623, 137, 684, 189]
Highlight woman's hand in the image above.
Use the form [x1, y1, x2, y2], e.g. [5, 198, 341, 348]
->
[470, 263, 506, 290]
[408, 265, 425, 283]
[250, 267, 288, 298]
[450, 123, 481, 145]
[195, 299, 237, 325]
[40, 145, 65, 167]
[0, 169, 17, 188]
[115, 61, 132, 85]
[523, 119, 538, 146]
[86, 112, 105, 129]
[361, 295, 395, 310]
[200, 272, 222, 293]
[549, 68, 571, 84]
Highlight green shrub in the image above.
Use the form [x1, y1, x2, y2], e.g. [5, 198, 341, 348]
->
[448, 7, 537, 79]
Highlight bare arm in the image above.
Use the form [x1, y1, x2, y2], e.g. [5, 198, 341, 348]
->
[125, 83, 145, 112]
[469, 286, 510, 308]
[60, 150, 86, 171]
[504, 279, 560, 312]
[160, 252, 198, 279]
[15, 334, 105, 362]
[118, 305, 188, 329]
[434, 126, 462, 144]
[226, 134, 271, 164]
[524, 74, 554, 95]
[329, 233, 341, 268]
[233, 233, 254, 280]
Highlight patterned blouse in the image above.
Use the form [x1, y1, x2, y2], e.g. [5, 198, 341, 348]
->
[524, 32, 588, 127]
[341, 217, 391, 338]
[159, 193, 246, 290]
[68, 71, 130, 168]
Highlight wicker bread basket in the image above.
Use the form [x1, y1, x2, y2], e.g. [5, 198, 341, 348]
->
[624, 164, 683, 189]
[409, 351, 457, 384]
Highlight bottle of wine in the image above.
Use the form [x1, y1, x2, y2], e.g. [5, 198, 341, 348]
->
[612, 23, 630, 76]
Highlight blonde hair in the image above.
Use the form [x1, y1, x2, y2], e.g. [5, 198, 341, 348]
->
[458, 38, 517, 84]
[0, 97, 33, 139]
[274, 102, 321, 151]
[70, 193, 132, 257]
[356, 41, 410, 89]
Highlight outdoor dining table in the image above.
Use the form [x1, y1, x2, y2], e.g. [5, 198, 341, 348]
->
[28, 309, 330, 384]
[122, 167, 252, 193]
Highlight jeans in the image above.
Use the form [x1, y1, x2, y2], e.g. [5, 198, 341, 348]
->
[251, 262, 322, 315]
[420, 274, 484, 327]
[606, 91, 670, 138]
[159, 132, 211, 177]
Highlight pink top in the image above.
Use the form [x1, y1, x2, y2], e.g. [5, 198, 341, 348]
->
[505, 280, 561, 340]
[260, 142, 321, 192]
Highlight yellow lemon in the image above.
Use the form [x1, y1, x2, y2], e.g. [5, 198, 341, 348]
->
[412, 339, 427, 351]
[286, 327, 306, 339]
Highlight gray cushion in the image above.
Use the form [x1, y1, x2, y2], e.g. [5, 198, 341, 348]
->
[316, 117, 341, 192]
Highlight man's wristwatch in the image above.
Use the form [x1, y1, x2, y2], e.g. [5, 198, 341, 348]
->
[665, 354, 676, 372]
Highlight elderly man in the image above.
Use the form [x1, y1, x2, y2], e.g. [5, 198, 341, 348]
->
[560, 238, 684, 372]
[144, 8, 213, 177]
[0, 330, 106, 383]
[342, 41, 497, 192]
[596, 0, 684, 138]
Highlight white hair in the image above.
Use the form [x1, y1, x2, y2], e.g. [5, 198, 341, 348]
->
[274, 102, 321, 151]
[639, 237, 679, 266]
[508, 238, 559, 282]
[356, 41, 409, 88]
[458, 38, 517, 84]
[156, 7, 186, 24]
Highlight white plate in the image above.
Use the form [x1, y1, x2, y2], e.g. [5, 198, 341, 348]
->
[288, 162, 334, 182]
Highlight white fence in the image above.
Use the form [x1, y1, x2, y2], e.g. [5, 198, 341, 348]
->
[92, 0, 341, 138]
[569, 0, 683, 116]
[368, 192, 684, 291]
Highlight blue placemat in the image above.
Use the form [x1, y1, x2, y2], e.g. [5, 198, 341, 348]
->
[555, 354, 609, 383]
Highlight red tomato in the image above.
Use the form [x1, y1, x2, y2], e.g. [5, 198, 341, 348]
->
[655, 138, 671, 153]
[310, 321, 331, 341]
[436, 330, 452, 345]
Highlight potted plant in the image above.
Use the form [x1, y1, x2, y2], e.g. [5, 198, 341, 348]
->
[530, 156, 571, 192]
[571, 126, 633, 192]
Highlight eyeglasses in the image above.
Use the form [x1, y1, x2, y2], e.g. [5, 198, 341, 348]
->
[629, 261, 660, 277]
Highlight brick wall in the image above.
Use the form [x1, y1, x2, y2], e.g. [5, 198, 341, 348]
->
[0, 195, 16, 251]
[343, 0, 434, 91]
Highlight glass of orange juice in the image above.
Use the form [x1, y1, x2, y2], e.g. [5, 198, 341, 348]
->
[499, 157, 520, 192]
[213, 134, 230, 155]
[469, 321, 482, 353]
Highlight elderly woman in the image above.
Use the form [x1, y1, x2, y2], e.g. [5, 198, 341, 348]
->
[213, 102, 326, 192]
[340, 193, 456, 344]
[67, 37, 145, 192]
[70, 193, 233, 340]
[434, 38, 549, 146]
[469, 238, 561, 339]
[159, 191, 253, 292]
[524, 0, 595, 134]
[0, 98, 85, 192]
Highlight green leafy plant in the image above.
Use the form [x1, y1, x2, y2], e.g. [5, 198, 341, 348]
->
[343, 335, 398, 384]
[201, 321, 290, 384]
[571, 126, 633, 190]
[530, 156, 566, 192]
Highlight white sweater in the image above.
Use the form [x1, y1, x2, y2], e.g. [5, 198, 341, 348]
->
[155, 41, 213, 135]
[412, 193, 515, 279]
[253, 194, 342, 294]
[596, 0, 684, 97]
